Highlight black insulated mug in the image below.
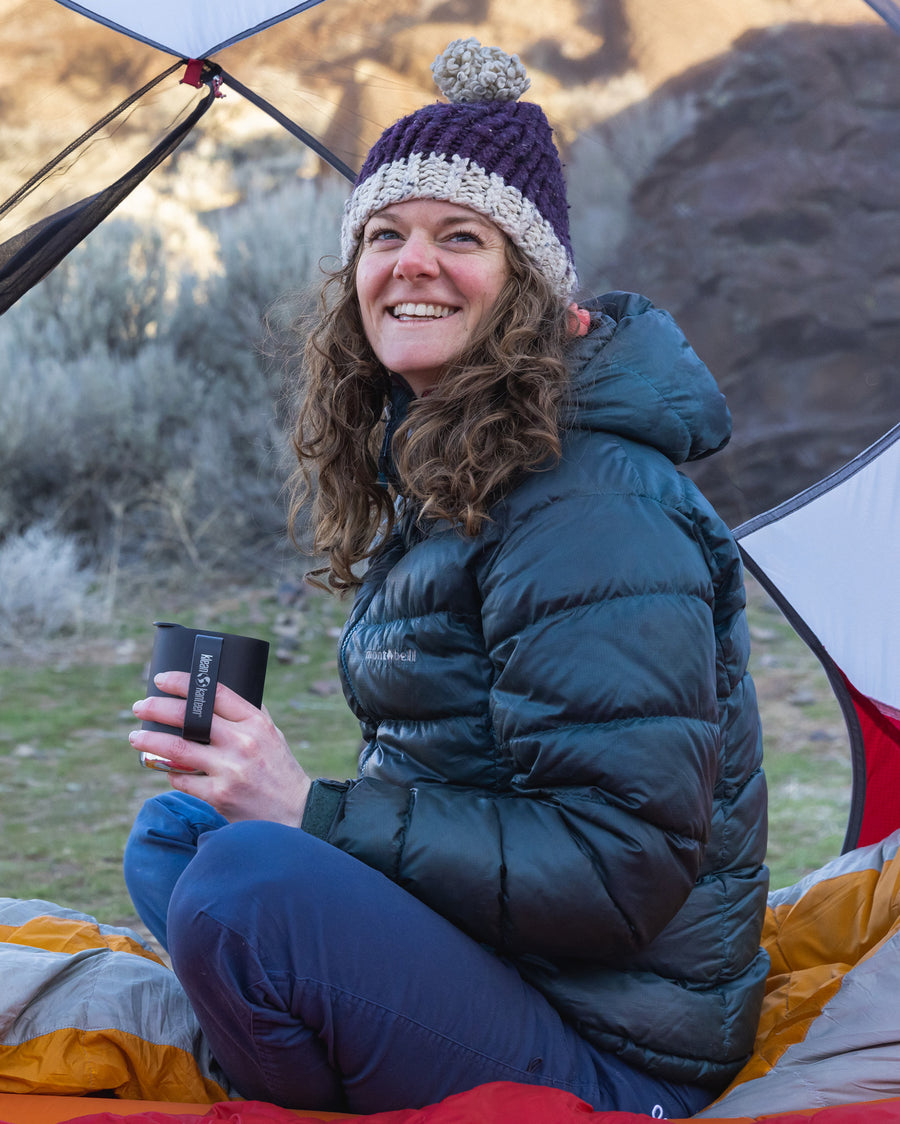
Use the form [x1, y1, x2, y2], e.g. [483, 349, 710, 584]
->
[140, 621, 270, 773]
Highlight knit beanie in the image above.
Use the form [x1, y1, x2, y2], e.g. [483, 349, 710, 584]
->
[340, 38, 577, 299]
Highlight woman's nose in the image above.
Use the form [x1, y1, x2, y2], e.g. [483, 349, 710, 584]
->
[393, 233, 439, 279]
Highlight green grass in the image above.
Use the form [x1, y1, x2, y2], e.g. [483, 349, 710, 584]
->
[0, 572, 855, 929]
[0, 580, 361, 928]
[744, 577, 852, 889]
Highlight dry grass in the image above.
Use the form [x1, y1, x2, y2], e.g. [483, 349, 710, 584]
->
[744, 575, 853, 887]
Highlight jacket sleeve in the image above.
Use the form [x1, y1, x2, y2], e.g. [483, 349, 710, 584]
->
[302, 476, 724, 963]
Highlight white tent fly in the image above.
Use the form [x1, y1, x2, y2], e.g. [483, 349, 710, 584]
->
[0, 0, 356, 315]
[735, 424, 900, 852]
[53, 0, 329, 58]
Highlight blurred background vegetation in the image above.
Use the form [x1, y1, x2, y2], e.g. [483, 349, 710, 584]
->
[0, 178, 349, 630]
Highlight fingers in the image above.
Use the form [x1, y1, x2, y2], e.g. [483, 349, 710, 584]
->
[133, 688, 187, 730]
[130, 674, 268, 774]
[129, 684, 309, 823]
[128, 726, 206, 775]
[139, 671, 258, 723]
[129, 678, 203, 764]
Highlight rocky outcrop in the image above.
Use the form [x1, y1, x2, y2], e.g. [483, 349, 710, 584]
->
[571, 21, 900, 525]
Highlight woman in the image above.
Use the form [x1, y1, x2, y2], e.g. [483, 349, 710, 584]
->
[125, 40, 768, 1119]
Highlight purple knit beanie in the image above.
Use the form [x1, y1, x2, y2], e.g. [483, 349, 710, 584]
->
[340, 39, 577, 299]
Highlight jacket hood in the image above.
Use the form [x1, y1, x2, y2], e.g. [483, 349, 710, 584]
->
[565, 291, 731, 465]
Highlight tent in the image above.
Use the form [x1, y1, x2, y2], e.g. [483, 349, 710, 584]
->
[735, 424, 900, 853]
[0, 0, 356, 316]
[864, 0, 900, 30]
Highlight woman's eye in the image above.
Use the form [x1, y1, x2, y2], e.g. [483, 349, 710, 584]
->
[366, 228, 400, 243]
[449, 230, 482, 244]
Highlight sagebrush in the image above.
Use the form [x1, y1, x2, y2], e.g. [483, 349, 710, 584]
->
[0, 174, 347, 621]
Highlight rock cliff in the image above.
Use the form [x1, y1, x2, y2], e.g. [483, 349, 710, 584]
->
[569, 20, 900, 522]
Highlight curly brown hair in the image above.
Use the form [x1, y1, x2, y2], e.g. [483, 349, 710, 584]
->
[289, 238, 572, 591]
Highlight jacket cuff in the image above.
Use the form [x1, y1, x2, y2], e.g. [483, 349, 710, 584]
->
[301, 779, 350, 840]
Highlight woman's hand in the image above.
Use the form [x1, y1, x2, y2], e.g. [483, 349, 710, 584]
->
[129, 672, 312, 827]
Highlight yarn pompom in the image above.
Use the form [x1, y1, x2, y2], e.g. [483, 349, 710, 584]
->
[431, 38, 530, 104]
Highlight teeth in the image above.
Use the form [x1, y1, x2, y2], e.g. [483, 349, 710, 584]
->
[391, 303, 455, 319]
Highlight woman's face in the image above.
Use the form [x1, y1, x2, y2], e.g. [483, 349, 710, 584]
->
[355, 199, 510, 396]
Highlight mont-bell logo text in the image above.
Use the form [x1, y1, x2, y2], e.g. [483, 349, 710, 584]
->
[365, 648, 417, 664]
[191, 650, 214, 716]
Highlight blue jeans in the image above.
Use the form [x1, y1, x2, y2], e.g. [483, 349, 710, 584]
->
[124, 792, 713, 1117]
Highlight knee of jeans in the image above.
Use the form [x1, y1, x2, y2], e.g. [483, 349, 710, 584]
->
[175, 820, 334, 915]
[167, 821, 306, 960]
[146, 790, 228, 845]
[131, 791, 208, 838]
[124, 794, 171, 864]
[172, 819, 303, 908]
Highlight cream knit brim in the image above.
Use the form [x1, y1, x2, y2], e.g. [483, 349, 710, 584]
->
[341, 151, 577, 300]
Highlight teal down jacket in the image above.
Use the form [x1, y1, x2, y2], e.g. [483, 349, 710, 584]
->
[302, 291, 769, 1090]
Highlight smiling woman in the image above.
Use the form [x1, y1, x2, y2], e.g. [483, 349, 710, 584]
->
[356, 201, 510, 395]
[122, 36, 768, 1121]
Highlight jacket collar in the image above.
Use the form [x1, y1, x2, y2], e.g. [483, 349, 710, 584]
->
[565, 292, 732, 465]
[377, 375, 417, 488]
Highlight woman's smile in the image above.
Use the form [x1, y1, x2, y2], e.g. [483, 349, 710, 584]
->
[390, 303, 457, 320]
[356, 199, 510, 396]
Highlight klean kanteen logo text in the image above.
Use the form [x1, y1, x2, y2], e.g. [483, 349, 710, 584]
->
[182, 633, 222, 745]
[191, 650, 215, 716]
